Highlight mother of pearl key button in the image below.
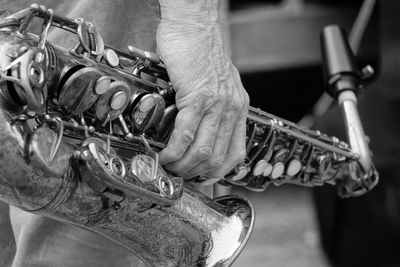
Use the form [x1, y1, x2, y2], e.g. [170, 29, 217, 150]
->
[286, 159, 302, 176]
[252, 159, 268, 176]
[270, 162, 285, 179]
[262, 163, 273, 177]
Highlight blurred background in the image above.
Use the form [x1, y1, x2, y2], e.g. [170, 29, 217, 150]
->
[219, 0, 400, 266]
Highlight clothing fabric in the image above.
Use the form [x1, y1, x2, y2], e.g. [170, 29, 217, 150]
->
[0, 1, 159, 266]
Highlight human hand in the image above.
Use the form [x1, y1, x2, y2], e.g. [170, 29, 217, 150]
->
[157, 0, 249, 184]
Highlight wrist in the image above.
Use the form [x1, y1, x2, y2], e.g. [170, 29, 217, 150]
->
[158, 0, 219, 24]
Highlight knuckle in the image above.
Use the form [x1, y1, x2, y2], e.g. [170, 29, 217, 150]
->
[198, 90, 217, 103]
[189, 101, 204, 115]
[230, 93, 249, 114]
[160, 129, 194, 164]
[207, 155, 225, 169]
[206, 93, 224, 110]
[176, 129, 195, 144]
[215, 94, 226, 106]
[161, 148, 183, 163]
[231, 100, 242, 113]
[193, 145, 213, 161]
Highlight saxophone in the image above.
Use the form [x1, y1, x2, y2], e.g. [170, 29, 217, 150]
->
[0, 5, 378, 267]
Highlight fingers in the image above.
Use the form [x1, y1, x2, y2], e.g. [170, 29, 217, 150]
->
[160, 84, 249, 182]
[196, 78, 249, 180]
[184, 110, 236, 178]
[158, 55, 249, 182]
[204, 108, 248, 178]
[165, 102, 223, 176]
[158, 105, 204, 165]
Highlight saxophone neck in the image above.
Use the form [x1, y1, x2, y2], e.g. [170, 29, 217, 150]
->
[336, 91, 379, 198]
[338, 91, 372, 173]
[320, 25, 379, 197]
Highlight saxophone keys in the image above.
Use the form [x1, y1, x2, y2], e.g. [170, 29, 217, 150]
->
[58, 67, 103, 115]
[75, 18, 104, 56]
[130, 154, 156, 183]
[155, 104, 178, 141]
[103, 48, 119, 68]
[271, 148, 289, 162]
[262, 163, 273, 177]
[119, 57, 136, 68]
[228, 165, 250, 181]
[130, 154, 175, 197]
[118, 115, 134, 141]
[158, 172, 175, 197]
[128, 45, 161, 65]
[45, 115, 64, 162]
[263, 147, 274, 162]
[108, 156, 126, 180]
[29, 124, 71, 177]
[245, 179, 269, 192]
[252, 159, 269, 176]
[110, 91, 127, 110]
[286, 158, 302, 177]
[94, 76, 111, 95]
[94, 80, 130, 121]
[129, 93, 165, 133]
[270, 162, 285, 179]
[314, 154, 332, 176]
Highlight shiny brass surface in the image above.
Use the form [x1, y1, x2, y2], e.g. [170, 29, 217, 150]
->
[0, 100, 253, 266]
[0, 5, 254, 266]
[227, 106, 379, 197]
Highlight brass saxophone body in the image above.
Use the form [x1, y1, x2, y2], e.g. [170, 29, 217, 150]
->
[0, 4, 378, 267]
[0, 108, 252, 266]
[0, 6, 254, 267]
